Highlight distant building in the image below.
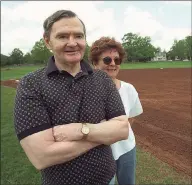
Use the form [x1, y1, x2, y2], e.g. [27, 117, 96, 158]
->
[152, 51, 167, 61]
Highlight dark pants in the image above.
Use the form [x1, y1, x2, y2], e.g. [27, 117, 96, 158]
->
[116, 146, 136, 185]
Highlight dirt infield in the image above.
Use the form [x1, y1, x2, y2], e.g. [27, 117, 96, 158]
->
[118, 68, 191, 176]
[1, 79, 19, 88]
[1, 68, 191, 176]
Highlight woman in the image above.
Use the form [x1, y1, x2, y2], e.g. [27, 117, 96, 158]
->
[89, 37, 143, 185]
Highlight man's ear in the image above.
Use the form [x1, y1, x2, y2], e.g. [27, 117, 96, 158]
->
[43, 34, 51, 50]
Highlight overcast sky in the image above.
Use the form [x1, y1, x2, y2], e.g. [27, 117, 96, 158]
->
[1, 1, 191, 55]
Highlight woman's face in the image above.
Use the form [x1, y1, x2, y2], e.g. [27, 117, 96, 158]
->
[94, 49, 121, 79]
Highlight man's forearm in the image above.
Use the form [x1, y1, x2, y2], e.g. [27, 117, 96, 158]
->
[36, 140, 100, 170]
[86, 116, 129, 145]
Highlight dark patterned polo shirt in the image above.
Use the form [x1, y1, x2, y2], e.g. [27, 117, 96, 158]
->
[14, 56, 126, 185]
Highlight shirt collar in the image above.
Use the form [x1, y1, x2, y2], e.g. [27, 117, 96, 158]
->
[45, 56, 93, 76]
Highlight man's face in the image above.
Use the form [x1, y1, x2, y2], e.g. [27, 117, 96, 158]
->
[44, 17, 86, 64]
[94, 49, 121, 79]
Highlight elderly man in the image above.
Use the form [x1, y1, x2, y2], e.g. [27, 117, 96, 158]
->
[14, 10, 129, 185]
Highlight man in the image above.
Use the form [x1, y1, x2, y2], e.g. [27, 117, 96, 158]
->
[14, 10, 129, 185]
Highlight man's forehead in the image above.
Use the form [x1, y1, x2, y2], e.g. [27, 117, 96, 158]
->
[56, 30, 84, 35]
[52, 17, 84, 33]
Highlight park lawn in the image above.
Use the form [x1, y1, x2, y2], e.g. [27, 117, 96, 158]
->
[120, 61, 192, 69]
[1, 86, 191, 184]
[1, 87, 41, 185]
[1, 61, 192, 80]
[1, 65, 44, 80]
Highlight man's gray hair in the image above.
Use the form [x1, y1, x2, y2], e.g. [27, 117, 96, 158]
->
[43, 10, 86, 38]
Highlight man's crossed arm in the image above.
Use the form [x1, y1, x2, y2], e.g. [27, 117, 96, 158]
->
[53, 115, 129, 145]
[20, 115, 129, 170]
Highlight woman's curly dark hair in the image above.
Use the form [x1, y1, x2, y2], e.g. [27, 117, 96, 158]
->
[89, 37, 126, 65]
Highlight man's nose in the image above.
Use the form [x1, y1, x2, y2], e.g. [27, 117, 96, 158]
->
[67, 36, 77, 47]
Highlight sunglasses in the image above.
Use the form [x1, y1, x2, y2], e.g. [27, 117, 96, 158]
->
[102, 56, 121, 65]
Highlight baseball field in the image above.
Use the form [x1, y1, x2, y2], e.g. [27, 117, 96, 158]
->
[118, 67, 191, 177]
[1, 61, 191, 184]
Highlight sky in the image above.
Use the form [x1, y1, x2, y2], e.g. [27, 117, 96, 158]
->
[1, 1, 191, 56]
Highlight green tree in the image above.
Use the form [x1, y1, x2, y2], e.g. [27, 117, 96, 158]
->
[122, 33, 156, 62]
[9, 48, 24, 65]
[1, 54, 10, 66]
[31, 38, 52, 64]
[168, 37, 191, 60]
[122, 33, 138, 62]
[174, 40, 186, 60]
[184, 36, 192, 60]
[23, 52, 32, 64]
[156, 47, 161, 53]
[168, 39, 178, 60]
[83, 42, 90, 62]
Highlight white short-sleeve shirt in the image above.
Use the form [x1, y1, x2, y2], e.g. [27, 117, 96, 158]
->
[111, 81, 143, 160]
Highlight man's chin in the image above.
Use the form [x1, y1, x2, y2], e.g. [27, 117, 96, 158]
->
[64, 57, 82, 64]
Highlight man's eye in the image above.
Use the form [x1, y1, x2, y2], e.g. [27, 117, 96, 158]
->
[59, 36, 67, 39]
[76, 35, 84, 39]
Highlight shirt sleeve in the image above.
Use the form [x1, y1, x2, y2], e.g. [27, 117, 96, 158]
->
[103, 73, 126, 120]
[129, 86, 143, 118]
[14, 75, 52, 141]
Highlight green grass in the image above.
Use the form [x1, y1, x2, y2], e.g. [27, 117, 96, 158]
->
[120, 61, 192, 69]
[1, 61, 191, 80]
[1, 65, 44, 80]
[135, 148, 191, 184]
[1, 87, 41, 185]
[1, 86, 191, 184]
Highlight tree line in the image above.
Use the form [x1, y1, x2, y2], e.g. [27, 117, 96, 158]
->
[1, 33, 191, 67]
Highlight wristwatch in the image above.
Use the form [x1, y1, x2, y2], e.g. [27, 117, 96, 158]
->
[81, 123, 90, 138]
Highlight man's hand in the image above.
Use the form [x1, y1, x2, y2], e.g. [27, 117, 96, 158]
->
[86, 115, 129, 145]
[53, 123, 83, 142]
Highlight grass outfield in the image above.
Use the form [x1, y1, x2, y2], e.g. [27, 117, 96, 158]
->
[1, 65, 44, 80]
[120, 61, 192, 69]
[1, 61, 191, 80]
[1, 86, 191, 184]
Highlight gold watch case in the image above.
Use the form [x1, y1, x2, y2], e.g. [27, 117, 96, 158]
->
[81, 123, 90, 135]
